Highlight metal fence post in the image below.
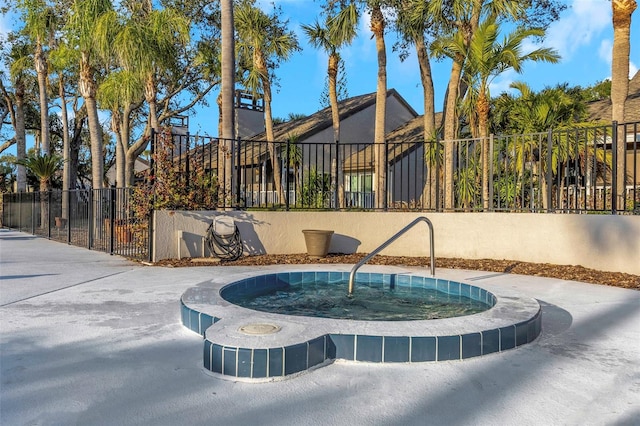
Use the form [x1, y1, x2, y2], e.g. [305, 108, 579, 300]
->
[88, 189, 93, 249]
[384, 139, 389, 211]
[611, 121, 618, 214]
[109, 186, 116, 255]
[546, 129, 553, 212]
[47, 190, 52, 239]
[285, 138, 290, 211]
[236, 136, 242, 208]
[334, 138, 339, 211]
[489, 134, 494, 212]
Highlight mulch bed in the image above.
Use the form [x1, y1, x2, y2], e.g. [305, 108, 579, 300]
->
[153, 253, 640, 291]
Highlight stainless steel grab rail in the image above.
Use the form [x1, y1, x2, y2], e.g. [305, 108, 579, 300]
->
[348, 216, 435, 295]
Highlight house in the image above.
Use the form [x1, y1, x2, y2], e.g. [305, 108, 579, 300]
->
[237, 89, 419, 206]
[587, 70, 640, 190]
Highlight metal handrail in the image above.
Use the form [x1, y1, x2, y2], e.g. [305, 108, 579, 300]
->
[348, 216, 435, 295]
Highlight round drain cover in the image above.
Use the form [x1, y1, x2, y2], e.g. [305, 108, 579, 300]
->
[239, 323, 281, 335]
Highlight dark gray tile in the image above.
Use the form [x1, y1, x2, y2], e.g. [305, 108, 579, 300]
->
[500, 325, 516, 350]
[200, 314, 213, 335]
[223, 347, 237, 376]
[482, 329, 500, 355]
[460, 284, 471, 299]
[316, 271, 329, 283]
[203, 340, 212, 370]
[396, 275, 411, 286]
[384, 336, 410, 362]
[448, 281, 461, 296]
[212, 344, 222, 374]
[189, 310, 199, 333]
[253, 349, 267, 378]
[285, 343, 308, 375]
[437, 335, 461, 361]
[516, 322, 529, 346]
[328, 272, 342, 283]
[330, 334, 354, 360]
[356, 335, 383, 362]
[533, 312, 542, 339]
[181, 303, 189, 326]
[237, 348, 252, 378]
[436, 279, 449, 293]
[462, 333, 482, 359]
[411, 336, 436, 362]
[269, 348, 283, 377]
[289, 272, 303, 285]
[308, 336, 326, 367]
[302, 272, 315, 284]
[276, 273, 290, 287]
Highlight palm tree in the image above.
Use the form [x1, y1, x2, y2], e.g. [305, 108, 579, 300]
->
[611, 0, 637, 208]
[49, 37, 79, 219]
[369, 1, 387, 210]
[429, 0, 525, 209]
[66, 0, 114, 190]
[15, 152, 63, 228]
[461, 19, 559, 210]
[109, 2, 190, 186]
[17, 0, 56, 155]
[235, 0, 300, 206]
[395, 0, 438, 209]
[6, 40, 32, 192]
[302, 3, 358, 208]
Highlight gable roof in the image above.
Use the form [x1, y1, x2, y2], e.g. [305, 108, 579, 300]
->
[342, 113, 444, 172]
[247, 88, 418, 142]
[588, 71, 640, 123]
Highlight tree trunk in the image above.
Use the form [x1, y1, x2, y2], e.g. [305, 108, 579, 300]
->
[611, 0, 637, 210]
[443, 57, 463, 210]
[35, 41, 50, 155]
[372, 5, 387, 210]
[111, 111, 125, 187]
[221, 0, 235, 208]
[59, 77, 70, 218]
[258, 51, 285, 205]
[477, 91, 490, 211]
[80, 57, 103, 190]
[15, 82, 27, 192]
[415, 35, 437, 209]
[328, 52, 344, 208]
[85, 95, 104, 190]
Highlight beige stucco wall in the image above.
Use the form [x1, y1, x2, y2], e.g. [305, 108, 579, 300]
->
[153, 211, 640, 275]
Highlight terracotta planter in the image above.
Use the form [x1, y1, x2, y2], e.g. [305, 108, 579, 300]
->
[54, 217, 67, 229]
[302, 229, 334, 258]
[115, 224, 133, 243]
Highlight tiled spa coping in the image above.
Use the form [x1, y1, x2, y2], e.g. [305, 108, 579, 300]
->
[180, 265, 541, 381]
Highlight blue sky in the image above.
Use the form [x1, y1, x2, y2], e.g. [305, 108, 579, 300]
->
[1, 0, 639, 141]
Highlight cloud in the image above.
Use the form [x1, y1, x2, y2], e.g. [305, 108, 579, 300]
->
[595, 39, 638, 79]
[599, 38, 613, 64]
[544, 0, 610, 60]
[489, 69, 518, 97]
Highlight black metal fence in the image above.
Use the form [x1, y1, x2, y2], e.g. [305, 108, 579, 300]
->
[159, 120, 639, 214]
[1, 188, 151, 260]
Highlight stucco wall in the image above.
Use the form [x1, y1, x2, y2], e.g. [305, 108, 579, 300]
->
[153, 211, 640, 275]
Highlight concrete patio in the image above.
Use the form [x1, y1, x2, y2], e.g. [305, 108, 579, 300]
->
[1, 228, 638, 425]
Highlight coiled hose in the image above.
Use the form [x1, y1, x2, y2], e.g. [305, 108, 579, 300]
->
[205, 220, 243, 261]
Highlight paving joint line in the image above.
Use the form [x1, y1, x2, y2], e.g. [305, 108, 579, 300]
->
[0, 270, 134, 307]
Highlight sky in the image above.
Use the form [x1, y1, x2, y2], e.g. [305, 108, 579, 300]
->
[1, 0, 639, 141]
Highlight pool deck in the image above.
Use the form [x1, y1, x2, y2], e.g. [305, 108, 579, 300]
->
[1, 228, 639, 425]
